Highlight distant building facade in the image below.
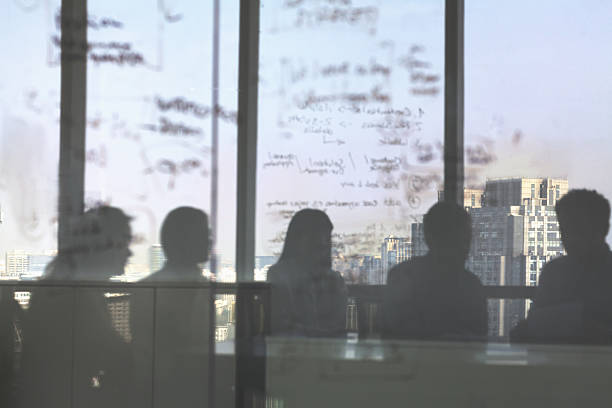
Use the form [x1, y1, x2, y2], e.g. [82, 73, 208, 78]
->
[149, 244, 166, 274]
[468, 177, 568, 339]
[438, 188, 485, 209]
[5, 250, 29, 279]
[411, 221, 427, 257]
[3, 250, 55, 280]
[413, 179, 568, 339]
[380, 236, 411, 283]
[360, 255, 382, 284]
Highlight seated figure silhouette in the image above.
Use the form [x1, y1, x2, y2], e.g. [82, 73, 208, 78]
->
[131, 207, 211, 408]
[383, 202, 487, 340]
[511, 189, 612, 344]
[19, 206, 134, 408]
[142, 206, 209, 282]
[267, 209, 348, 337]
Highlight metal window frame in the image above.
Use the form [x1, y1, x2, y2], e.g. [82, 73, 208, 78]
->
[444, 0, 464, 206]
[58, 0, 87, 251]
[235, 1, 261, 407]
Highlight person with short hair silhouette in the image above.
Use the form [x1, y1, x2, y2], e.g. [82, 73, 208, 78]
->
[143, 206, 210, 282]
[511, 189, 612, 344]
[267, 209, 348, 337]
[44, 206, 133, 280]
[383, 202, 487, 340]
[131, 207, 212, 408]
[19, 206, 134, 408]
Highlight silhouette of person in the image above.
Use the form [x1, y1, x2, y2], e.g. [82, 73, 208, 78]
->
[383, 202, 487, 340]
[19, 206, 134, 408]
[510, 189, 612, 344]
[130, 207, 212, 408]
[267, 209, 348, 337]
[142, 206, 209, 283]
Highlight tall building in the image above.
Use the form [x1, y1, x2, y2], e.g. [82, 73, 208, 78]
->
[360, 255, 382, 284]
[149, 244, 166, 273]
[380, 236, 411, 283]
[468, 177, 568, 339]
[411, 220, 427, 257]
[483, 177, 568, 207]
[23, 253, 55, 280]
[413, 179, 568, 339]
[5, 250, 29, 279]
[106, 293, 132, 343]
[4, 250, 56, 280]
[438, 188, 485, 209]
[215, 293, 236, 334]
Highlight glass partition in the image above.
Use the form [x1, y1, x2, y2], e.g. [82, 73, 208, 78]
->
[257, 0, 445, 285]
[0, 0, 62, 280]
[85, 0, 239, 282]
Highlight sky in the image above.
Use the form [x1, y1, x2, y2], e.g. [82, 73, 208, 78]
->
[1, 0, 612, 275]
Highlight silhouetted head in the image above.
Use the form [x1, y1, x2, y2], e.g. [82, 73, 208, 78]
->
[424, 202, 472, 262]
[555, 189, 610, 258]
[280, 209, 333, 269]
[161, 207, 209, 266]
[44, 206, 132, 280]
[81, 206, 132, 277]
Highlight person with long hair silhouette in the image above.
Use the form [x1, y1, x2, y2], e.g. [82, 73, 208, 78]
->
[267, 209, 347, 337]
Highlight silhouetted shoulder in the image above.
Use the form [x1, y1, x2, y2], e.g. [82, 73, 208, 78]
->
[462, 268, 486, 290]
[388, 256, 483, 288]
[266, 260, 293, 284]
[534, 256, 570, 300]
[326, 269, 347, 285]
[387, 256, 428, 282]
[384, 255, 486, 340]
[266, 263, 282, 280]
[324, 269, 348, 298]
[539, 256, 571, 280]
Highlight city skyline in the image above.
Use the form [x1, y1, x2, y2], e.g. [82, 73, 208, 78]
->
[0, 175, 572, 288]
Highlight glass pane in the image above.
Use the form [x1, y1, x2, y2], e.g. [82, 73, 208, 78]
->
[85, 0, 239, 282]
[257, 0, 445, 289]
[0, 0, 62, 280]
[466, 0, 612, 341]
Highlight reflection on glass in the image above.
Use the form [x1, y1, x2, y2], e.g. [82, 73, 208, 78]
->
[85, 0, 239, 281]
[0, 0, 62, 279]
[257, 0, 444, 284]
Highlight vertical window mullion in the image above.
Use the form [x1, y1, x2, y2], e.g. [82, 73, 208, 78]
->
[235, 0, 261, 407]
[235, 0, 260, 283]
[58, 0, 87, 251]
[444, 0, 465, 205]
